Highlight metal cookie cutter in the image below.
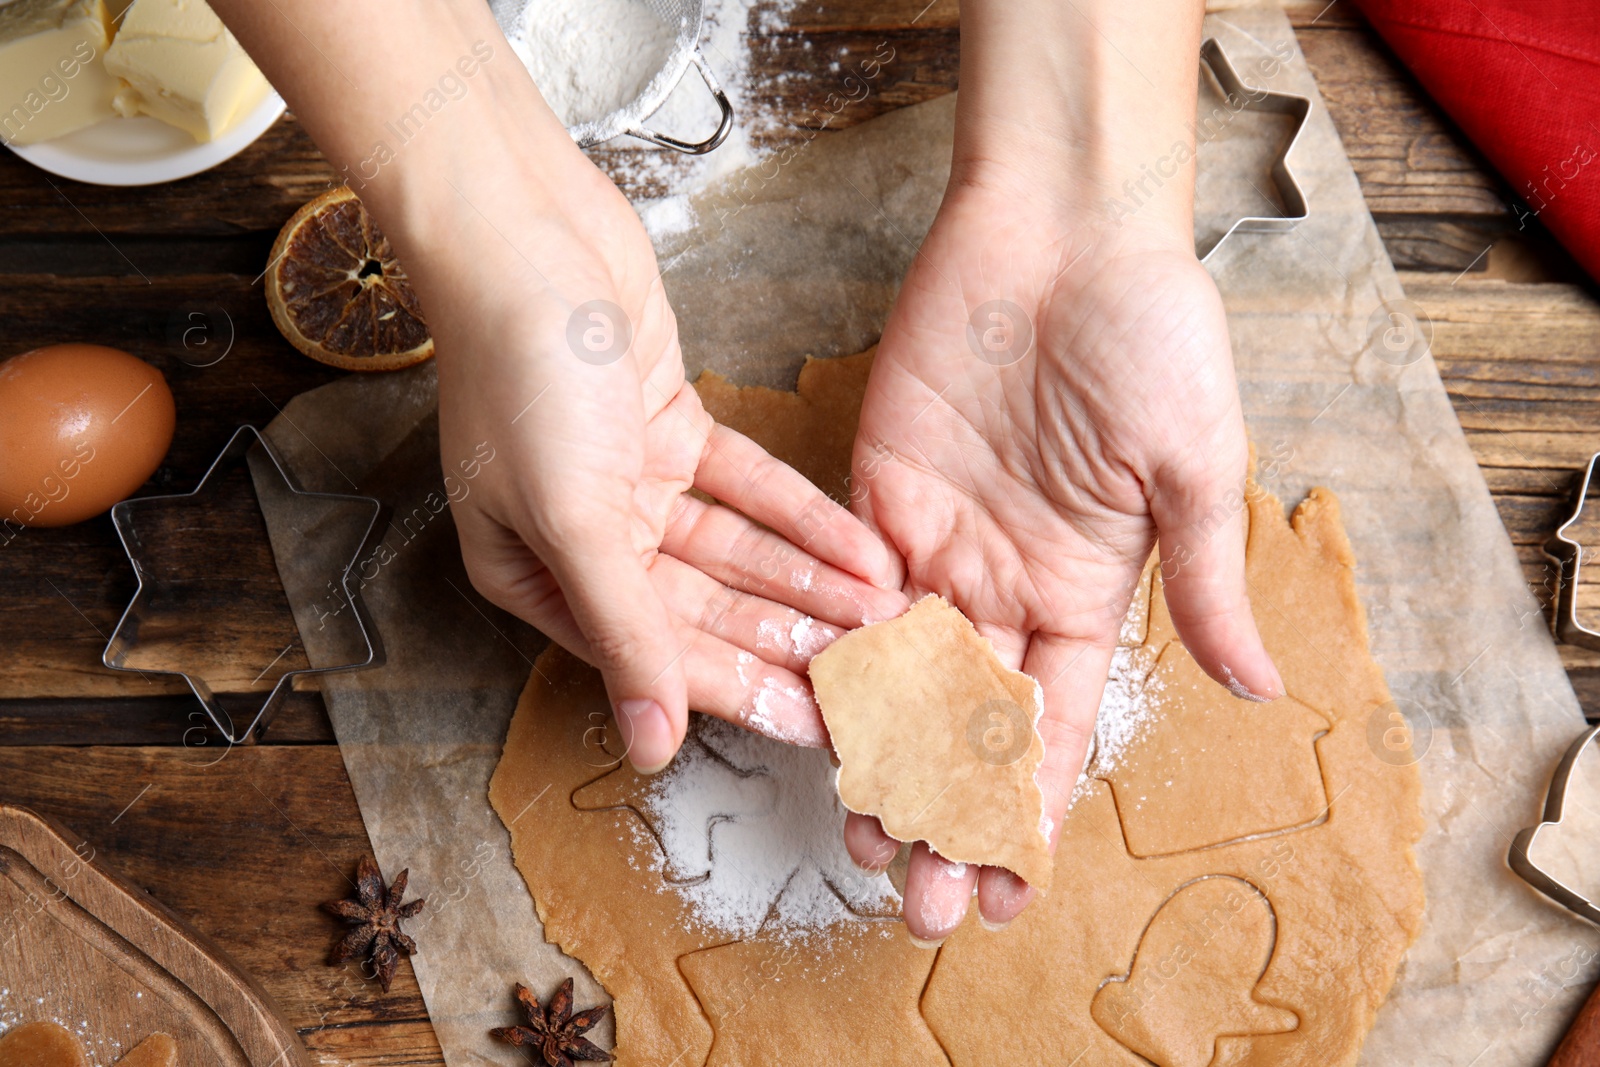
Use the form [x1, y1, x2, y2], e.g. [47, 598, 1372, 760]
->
[1544, 453, 1600, 650]
[1510, 725, 1600, 926]
[103, 425, 383, 744]
[1196, 37, 1312, 263]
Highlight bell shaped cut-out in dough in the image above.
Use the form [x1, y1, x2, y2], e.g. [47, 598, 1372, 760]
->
[1092, 876, 1298, 1067]
[1096, 643, 1331, 857]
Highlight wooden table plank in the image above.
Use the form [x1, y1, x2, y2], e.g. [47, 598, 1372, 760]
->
[0, 692, 335, 746]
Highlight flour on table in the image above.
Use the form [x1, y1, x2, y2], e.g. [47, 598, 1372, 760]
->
[637, 716, 899, 939]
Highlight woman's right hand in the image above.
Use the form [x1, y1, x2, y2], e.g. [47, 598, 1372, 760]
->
[371, 84, 905, 774]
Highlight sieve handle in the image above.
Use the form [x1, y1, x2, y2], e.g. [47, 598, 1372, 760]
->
[625, 49, 733, 155]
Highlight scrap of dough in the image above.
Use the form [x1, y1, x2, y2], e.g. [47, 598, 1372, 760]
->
[809, 594, 1054, 890]
[1092, 878, 1298, 1067]
[114, 1035, 176, 1067]
[0, 1023, 89, 1067]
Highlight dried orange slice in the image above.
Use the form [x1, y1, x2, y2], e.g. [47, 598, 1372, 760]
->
[266, 186, 433, 372]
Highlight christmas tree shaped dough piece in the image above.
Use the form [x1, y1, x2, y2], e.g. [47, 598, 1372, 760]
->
[810, 594, 1053, 889]
[115, 1035, 177, 1067]
[0, 1023, 89, 1067]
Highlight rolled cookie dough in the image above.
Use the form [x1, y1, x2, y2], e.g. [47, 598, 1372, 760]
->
[489, 349, 1424, 1066]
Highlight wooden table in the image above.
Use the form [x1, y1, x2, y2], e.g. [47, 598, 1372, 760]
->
[2, 3, 1596, 1062]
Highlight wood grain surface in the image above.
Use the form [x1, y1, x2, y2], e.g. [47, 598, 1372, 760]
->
[0, 805, 310, 1067]
[0, 2, 1596, 1062]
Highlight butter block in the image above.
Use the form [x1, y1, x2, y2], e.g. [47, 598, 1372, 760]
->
[103, 0, 270, 142]
[0, 0, 119, 146]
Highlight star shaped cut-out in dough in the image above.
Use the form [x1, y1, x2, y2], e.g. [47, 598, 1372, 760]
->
[573, 715, 899, 938]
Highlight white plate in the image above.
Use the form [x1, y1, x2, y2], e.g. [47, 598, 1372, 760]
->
[5, 91, 286, 187]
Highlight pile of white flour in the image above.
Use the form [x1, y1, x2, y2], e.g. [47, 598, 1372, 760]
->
[497, 0, 679, 127]
[492, 0, 801, 238]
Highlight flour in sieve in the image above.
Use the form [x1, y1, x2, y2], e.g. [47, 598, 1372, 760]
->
[636, 716, 898, 939]
[500, 0, 678, 126]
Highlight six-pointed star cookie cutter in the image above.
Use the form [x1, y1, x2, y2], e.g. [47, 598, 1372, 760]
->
[102, 425, 383, 744]
[1197, 36, 1312, 263]
[1509, 725, 1600, 926]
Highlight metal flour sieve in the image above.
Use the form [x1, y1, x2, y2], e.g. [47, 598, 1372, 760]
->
[567, 0, 733, 154]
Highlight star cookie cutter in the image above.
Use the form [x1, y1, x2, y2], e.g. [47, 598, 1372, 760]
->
[102, 425, 383, 744]
[1196, 36, 1312, 263]
[1543, 452, 1600, 650]
[1509, 725, 1600, 926]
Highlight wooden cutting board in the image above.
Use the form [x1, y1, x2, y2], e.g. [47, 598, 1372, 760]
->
[0, 805, 308, 1067]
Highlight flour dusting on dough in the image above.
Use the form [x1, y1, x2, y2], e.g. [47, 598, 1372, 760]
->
[1070, 643, 1167, 811]
[639, 717, 899, 940]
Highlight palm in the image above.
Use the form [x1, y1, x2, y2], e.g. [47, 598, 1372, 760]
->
[849, 188, 1277, 930]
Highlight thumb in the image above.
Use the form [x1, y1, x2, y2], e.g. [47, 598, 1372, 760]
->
[1148, 461, 1284, 702]
[544, 525, 689, 774]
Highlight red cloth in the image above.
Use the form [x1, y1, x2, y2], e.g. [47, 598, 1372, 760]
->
[1348, 0, 1600, 280]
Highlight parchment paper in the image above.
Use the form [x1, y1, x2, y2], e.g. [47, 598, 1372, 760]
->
[255, 8, 1600, 1065]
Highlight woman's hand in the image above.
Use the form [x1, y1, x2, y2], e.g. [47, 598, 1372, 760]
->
[843, 179, 1282, 939]
[410, 123, 904, 774]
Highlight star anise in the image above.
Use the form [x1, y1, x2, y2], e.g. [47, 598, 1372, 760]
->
[321, 855, 424, 992]
[490, 978, 612, 1066]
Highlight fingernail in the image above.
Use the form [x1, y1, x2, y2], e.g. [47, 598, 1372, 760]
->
[906, 932, 946, 950]
[618, 699, 672, 774]
[978, 915, 1012, 933]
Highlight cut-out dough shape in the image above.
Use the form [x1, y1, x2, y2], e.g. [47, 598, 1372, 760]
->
[1096, 643, 1332, 857]
[0, 1022, 90, 1067]
[0, 1024, 173, 1067]
[115, 1034, 177, 1067]
[810, 594, 1053, 889]
[1092, 877, 1299, 1067]
[925, 485, 1423, 1067]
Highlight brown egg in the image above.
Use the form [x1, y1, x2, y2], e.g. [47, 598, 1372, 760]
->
[0, 343, 176, 528]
